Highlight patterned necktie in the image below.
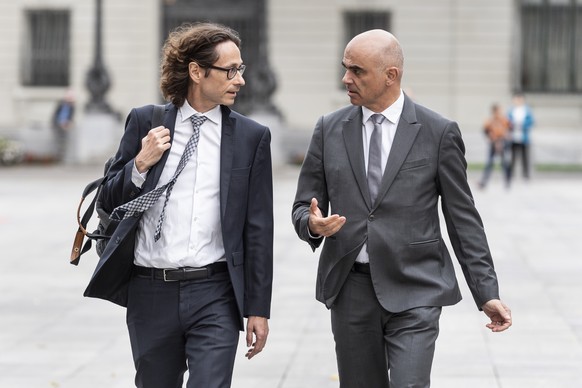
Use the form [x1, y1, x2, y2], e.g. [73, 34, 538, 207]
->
[367, 114, 385, 203]
[110, 114, 207, 241]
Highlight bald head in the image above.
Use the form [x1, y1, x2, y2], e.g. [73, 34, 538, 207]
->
[347, 29, 404, 75]
[341, 29, 403, 111]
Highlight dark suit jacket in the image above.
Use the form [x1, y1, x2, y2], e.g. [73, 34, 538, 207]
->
[84, 103, 273, 328]
[292, 95, 499, 312]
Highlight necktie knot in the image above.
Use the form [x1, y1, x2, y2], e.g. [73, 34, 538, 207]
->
[371, 114, 385, 126]
[191, 114, 207, 128]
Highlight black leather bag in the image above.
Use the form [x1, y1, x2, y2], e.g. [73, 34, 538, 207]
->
[70, 105, 165, 265]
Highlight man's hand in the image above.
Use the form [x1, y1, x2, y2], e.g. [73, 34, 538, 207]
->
[482, 299, 512, 332]
[245, 316, 269, 360]
[308, 198, 346, 237]
[135, 126, 171, 173]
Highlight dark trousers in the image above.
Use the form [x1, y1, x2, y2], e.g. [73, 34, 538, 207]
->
[480, 141, 510, 187]
[479, 141, 511, 187]
[331, 270, 441, 388]
[126, 270, 240, 388]
[510, 142, 530, 179]
[53, 128, 68, 162]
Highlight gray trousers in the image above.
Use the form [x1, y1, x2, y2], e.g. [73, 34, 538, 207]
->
[331, 270, 442, 388]
[126, 271, 240, 388]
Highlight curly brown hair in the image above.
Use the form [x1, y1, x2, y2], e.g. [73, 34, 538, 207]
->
[160, 22, 241, 107]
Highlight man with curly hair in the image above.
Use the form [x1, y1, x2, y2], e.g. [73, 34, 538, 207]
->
[83, 22, 273, 388]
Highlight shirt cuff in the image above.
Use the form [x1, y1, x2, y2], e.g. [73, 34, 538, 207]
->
[131, 161, 148, 188]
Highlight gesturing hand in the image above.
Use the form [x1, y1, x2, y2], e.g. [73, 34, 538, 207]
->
[135, 126, 171, 173]
[308, 198, 346, 237]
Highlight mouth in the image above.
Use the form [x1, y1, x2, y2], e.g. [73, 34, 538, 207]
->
[346, 89, 358, 98]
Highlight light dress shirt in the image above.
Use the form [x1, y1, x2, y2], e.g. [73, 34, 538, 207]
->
[354, 90, 404, 263]
[131, 102, 225, 269]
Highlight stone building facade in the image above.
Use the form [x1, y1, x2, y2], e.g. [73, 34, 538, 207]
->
[1, 0, 580, 162]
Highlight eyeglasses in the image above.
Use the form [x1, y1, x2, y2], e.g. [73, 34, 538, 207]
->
[208, 64, 246, 80]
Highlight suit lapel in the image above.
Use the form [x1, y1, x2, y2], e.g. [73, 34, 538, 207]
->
[220, 105, 235, 219]
[342, 107, 372, 209]
[375, 95, 421, 207]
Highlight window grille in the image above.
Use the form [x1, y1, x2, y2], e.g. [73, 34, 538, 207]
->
[341, 10, 391, 86]
[520, 0, 582, 92]
[21, 9, 71, 87]
[344, 11, 391, 44]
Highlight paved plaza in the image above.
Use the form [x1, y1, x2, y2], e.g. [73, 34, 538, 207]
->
[1, 162, 582, 388]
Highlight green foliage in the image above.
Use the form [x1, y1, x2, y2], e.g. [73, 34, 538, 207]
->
[0, 137, 24, 165]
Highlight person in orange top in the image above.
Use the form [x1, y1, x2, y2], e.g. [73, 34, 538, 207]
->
[479, 103, 511, 189]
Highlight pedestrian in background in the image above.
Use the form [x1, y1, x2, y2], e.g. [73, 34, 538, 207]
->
[478, 103, 511, 189]
[292, 29, 512, 388]
[508, 92, 535, 180]
[52, 88, 75, 162]
[83, 22, 273, 388]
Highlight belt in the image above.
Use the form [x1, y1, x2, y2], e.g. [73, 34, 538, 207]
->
[352, 262, 371, 274]
[134, 262, 228, 282]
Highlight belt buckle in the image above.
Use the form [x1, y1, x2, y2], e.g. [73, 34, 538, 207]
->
[163, 268, 181, 282]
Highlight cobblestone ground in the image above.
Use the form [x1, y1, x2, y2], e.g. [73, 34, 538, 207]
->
[1, 163, 581, 388]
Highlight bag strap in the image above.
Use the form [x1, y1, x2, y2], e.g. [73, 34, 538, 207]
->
[71, 176, 107, 264]
[151, 104, 165, 129]
[70, 104, 166, 265]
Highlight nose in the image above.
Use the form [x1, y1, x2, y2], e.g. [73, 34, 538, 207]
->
[234, 71, 245, 86]
[342, 70, 351, 85]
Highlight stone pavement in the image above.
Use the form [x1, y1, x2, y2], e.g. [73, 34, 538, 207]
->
[1, 163, 582, 388]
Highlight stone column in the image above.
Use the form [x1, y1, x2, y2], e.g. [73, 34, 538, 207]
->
[72, 0, 120, 164]
[248, 0, 285, 168]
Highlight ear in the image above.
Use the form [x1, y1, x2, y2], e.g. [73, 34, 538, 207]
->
[385, 67, 399, 86]
[189, 62, 202, 84]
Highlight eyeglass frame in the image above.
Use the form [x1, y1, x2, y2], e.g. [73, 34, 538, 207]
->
[207, 64, 246, 80]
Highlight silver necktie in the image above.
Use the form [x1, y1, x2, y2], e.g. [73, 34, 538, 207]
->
[367, 114, 385, 203]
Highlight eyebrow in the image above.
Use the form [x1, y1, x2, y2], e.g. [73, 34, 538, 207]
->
[341, 62, 363, 72]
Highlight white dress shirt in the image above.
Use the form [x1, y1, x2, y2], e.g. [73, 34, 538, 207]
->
[355, 90, 405, 263]
[132, 102, 225, 269]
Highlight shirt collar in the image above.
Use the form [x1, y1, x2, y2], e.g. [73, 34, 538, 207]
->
[362, 89, 405, 124]
[179, 102, 221, 124]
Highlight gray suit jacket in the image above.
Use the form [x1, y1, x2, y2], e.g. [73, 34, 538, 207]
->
[292, 95, 499, 312]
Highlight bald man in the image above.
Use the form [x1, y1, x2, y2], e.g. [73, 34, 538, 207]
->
[292, 29, 511, 387]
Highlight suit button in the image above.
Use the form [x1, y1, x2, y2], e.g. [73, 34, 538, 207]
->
[129, 191, 136, 198]
[368, 214, 375, 221]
